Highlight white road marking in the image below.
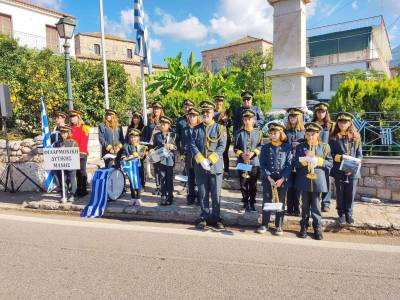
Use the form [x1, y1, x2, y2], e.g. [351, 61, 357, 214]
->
[0, 213, 399, 253]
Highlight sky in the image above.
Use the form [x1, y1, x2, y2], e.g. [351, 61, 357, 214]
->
[32, 0, 400, 66]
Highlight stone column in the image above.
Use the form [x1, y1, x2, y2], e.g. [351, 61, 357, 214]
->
[266, 0, 313, 112]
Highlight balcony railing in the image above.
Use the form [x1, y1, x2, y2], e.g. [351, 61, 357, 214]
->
[13, 30, 47, 49]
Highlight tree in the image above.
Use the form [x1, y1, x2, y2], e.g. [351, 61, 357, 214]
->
[0, 34, 139, 135]
[147, 51, 204, 96]
[233, 49, 273, 93]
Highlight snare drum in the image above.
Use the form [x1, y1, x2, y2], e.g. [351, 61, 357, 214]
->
[107, 168, 125, 200]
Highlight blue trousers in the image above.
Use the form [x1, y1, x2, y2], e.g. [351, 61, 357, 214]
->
[261, 181, 287, 228]
[335, 178, 358, 217]
[300, 191, 322, 230]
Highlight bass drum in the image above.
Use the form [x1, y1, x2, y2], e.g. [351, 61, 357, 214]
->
[106, 168, 125, 200]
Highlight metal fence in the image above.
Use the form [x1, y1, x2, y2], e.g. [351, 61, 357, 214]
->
[264, 111, 400, 157]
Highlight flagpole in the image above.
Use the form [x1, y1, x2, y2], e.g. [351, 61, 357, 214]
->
[139, 34, 148, 126]
[99, 0, 110, 109]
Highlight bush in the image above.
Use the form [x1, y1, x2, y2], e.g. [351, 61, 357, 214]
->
[330, 77, 400, 113]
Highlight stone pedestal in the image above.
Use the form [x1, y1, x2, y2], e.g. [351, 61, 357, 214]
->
[266, 0, 312, 112]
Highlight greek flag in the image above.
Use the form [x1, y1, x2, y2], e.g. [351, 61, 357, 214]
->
[121, 160, 141, 189]
[41, 98, 58, 192]
[81, 168, 112, 218]
[134, 0, 152, 74]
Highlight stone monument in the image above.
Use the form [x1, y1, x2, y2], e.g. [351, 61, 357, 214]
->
[266, 0, 313, 113]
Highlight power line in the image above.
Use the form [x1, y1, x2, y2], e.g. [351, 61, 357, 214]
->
[388, 16, 400, 30]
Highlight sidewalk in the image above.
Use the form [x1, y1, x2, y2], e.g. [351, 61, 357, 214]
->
[0, 177, 399, 236]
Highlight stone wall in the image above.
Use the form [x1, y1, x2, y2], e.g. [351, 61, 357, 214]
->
[355, 158, 400, 202]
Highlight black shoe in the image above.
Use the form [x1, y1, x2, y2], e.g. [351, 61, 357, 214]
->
[298, 227, 307, 238]
[346, 215, 354, 224]
[243, 202, 250, 212]
[313, 229, 323, 240]
[196, 219, 207, 229]
[249, 203, 256, 212]
[214, 221, 225, 230]
[338, 215, 346, 226]
[165, 199, 173, 206]
[159, 197, 167, 206]
[293, 211, 301, 217]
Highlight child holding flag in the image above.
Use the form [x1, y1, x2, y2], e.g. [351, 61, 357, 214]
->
[121, 128, 148, 206]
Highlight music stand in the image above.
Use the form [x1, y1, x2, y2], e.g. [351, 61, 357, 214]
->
[0, 118, 44, 192]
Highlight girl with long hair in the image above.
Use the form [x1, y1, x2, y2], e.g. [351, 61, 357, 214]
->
[284, 108, 305, 216]
[312, 103, 335, 212]
[330, 112, 362, 225]
[98, 109, 124, 168]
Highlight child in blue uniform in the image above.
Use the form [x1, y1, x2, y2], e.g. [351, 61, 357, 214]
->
[312, 102, 335, 212]
[330, 112, 362, 225]
[150, 116, 177, 206]
[257, 122, 292, 235]
[285, 107, 305, 216]
[295, 122, 333, 240]
[121, 128, 148, 206]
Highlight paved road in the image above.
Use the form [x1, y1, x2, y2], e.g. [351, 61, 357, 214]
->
[0, 212, 399, 299]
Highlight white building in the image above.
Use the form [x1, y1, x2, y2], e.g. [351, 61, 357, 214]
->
[0, 0, 75, 55]
[306, 16, 392, 101]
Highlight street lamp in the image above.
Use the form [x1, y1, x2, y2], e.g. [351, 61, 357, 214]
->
[260, 63, 267, 95]
[56, 17, 76, 110]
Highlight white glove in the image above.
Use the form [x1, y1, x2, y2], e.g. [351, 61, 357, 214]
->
[200, 159, 211, 171]
[309, 157, 318, 167]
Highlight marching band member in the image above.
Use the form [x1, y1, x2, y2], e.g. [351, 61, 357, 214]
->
[175, 99, 195, 195]
[313, 103, 335, 212]
[126, 111, 144, 140]
[54, 125, 78, 203]
[98, 109, 124, 168]
[69, 110, 90, 197]
[176, 99, 195, 155]
[234, 109, 262, 212]
[143, 101, 165, 195]
[257, 122, 292, 235]
[330, 112, 362, 225]
[121, 128, 148, 206]
[190, 101, 227, 229]
[50, 111, 67, 145]
[233, 91, 264, 134]
[295, 122, 333, 240]
[183, 107, 201, 205]
[150, 116, 176, 206]
[126, 111, 145, 188]
[214, 95, 232, 179]
[285, 107, 305, 216]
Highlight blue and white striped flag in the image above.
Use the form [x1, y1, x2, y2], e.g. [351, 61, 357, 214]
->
[81, 168, 111, 218]
[41, 98, 58, 192]
[134, 0, 152, 74]
[121, 160, 141, 189]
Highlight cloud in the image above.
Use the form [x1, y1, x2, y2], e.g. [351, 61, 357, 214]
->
[31, 0, 62, 10]
[149, 38, 162, 52]
[104, 9, 135, 39]
[351, 1, 358, 9]
[152, 8, 208, 42]
[210, 0, 273, 41]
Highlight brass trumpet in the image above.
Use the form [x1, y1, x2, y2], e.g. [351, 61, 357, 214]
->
[306, 144, 317, 180]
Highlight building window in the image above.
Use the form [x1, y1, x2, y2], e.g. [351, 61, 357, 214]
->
[211, 60, 218, 73]
[330, 73, 346, 91]
[307, 76, 324, 93]
[0, 13, 12, 37]
[127, 48, 133, 59]
[94, 44, 101, 55]
[225, 56, 234, 68]
[45, 25, 59, 53]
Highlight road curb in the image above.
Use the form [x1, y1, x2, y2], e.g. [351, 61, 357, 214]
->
[12, 200, 400, 237]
